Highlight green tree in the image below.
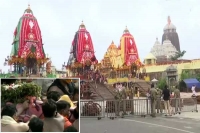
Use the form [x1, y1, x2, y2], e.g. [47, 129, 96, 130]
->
[180, 70, 191, 81]
[196, 74, 200, 82]
[157, 78, 167, 90]
[171, 50, 186, 61]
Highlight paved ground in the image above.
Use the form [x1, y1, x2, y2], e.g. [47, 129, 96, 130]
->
[80, 116, 200, 133]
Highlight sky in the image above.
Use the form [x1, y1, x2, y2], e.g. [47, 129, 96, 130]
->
[0, 0, 200, 72]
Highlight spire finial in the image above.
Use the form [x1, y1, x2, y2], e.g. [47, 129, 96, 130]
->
[24, 3, 33, 14]
[79, 20, 86, 29]
[124, 26, 129, 33]
[156, 37, 158, 41]
[168, 16, 171, 25]
[111, 40, 114, 44]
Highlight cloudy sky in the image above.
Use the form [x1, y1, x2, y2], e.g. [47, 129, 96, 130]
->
[0, 0, 200, 72]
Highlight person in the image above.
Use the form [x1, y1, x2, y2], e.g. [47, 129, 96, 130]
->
[135, 87, 138, 97]
[150, 84, 157, 117]
[1, 104, 29, 132]
[162, 85, 172, 116]
[64, 126, 78, 132]
[191, 85, 196, 97]
[72, 101, 79, 131]
[156, 88, 163, 113]
[72, 87, 79, 102]
[56, 100, 72, 129]
[59, 95, 76, 109]
[28, 117, 44, 132]
[47, 91, 61, 101]
[47, 79, 75, 97]
[42, 99, 65, 132]
[146, 88, 150, 98]
[174, 86, 181, 113]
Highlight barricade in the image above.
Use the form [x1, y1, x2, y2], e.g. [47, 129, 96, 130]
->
[105, 99, 119, 119]
[104, 98, 150, 118]
[172, 98, 198, 113]
[156, 98, 198, 115]
[80, 97, 198, 120]
[80, 100, 105, 119]
[120, 99, 150, 117]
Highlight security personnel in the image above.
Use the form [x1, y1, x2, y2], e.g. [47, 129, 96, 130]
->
[150, 84, 157, 117]
[174, 86, 181, 113]
[156, 88, 163, 113]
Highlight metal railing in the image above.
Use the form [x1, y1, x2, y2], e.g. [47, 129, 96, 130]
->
[80, 97, 198, 119]
[80, 100, 105, 119]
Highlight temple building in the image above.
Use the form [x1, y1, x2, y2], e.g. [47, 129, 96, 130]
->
[150, 37, 178, 63]
[162, 16, 180, 52]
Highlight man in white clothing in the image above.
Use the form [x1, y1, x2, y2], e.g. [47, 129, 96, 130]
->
[191, 85, 196, 97]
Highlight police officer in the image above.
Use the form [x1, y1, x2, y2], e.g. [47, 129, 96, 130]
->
[156, 88, 163, 113]
[174, 86, 181, 113]
[150, 83, 157, 117]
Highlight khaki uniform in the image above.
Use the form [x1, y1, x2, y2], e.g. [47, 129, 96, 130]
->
[121, 88, 127, 113]
[156, 89, 163, 113]
[174, 89, 181, 112]
[150, 88, 157, 117]
[129, 87, 134, 114]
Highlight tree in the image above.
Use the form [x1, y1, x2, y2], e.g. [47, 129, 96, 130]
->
[171, 50, 186, 61]
[196, 74, 200, 82]
[180, 70, 191, 81]
[157, 78, 167, 90]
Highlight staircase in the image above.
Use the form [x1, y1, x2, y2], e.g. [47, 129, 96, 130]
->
[134, 79, 151, 96]
[90, 79, 150, 99]
[87, 81, 104, 100]
[90, 81, 115, 100]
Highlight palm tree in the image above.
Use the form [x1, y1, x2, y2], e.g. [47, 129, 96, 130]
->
[171, 50, 186, 61]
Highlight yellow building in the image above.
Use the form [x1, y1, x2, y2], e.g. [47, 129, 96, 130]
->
[101, 41, 123, 68]
[142, 54, 200, 80]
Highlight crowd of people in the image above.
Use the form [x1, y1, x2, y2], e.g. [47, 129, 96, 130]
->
[1, 79, 79, 132]
[84, 69, 107, 84]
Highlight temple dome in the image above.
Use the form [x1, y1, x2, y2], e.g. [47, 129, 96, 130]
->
[163, 37, 178, 58]
[163, 16, 176, 30]
[163, 38, 172, 45]
[162, 16, 180, 52]
[164, 23, 176, 30]
[150, 36, 177, 59]
[154, 38, 161, 45]
[150, 38, 164, 57]
[108, 41, 117, 49]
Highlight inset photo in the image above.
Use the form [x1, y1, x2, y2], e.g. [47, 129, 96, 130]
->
[1, 78, 80, 132]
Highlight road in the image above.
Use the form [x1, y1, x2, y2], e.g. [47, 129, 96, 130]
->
[80, 116, 200, 133]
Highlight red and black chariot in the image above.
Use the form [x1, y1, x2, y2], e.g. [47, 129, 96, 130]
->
[4, 5, 50, 77]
